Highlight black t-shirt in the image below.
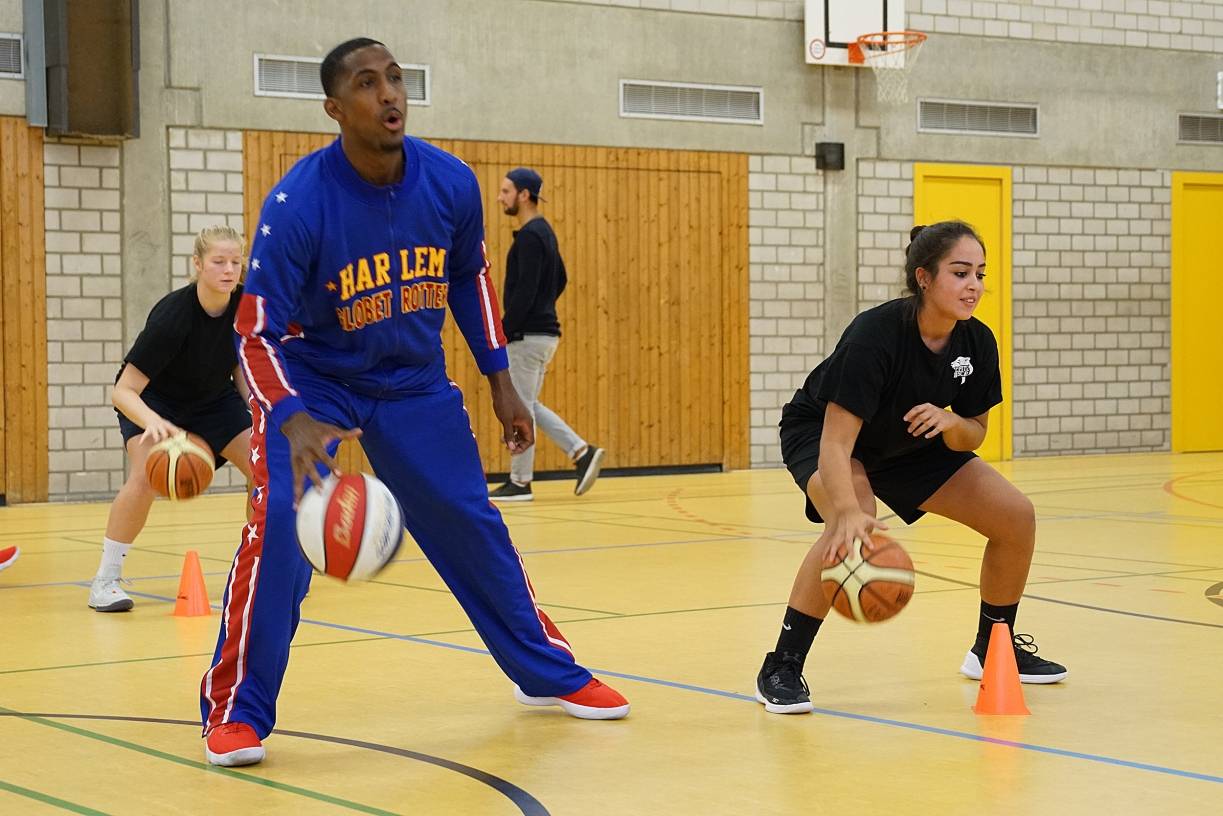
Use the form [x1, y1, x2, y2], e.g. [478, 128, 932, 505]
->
[121, 283, 243, 406]
[783, 298, 1002, 462]
[502, 217, 568, 341]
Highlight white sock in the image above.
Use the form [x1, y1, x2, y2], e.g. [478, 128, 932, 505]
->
[571, 444, 589, 462]
[98, 538, 130, 578]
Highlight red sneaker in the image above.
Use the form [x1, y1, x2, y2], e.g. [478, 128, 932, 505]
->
[205, 722, 265, 766]
[0, 546, 18, 573]
[514, 678, 630, 720]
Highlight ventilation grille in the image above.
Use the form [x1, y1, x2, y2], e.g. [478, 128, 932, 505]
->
[254, 55, 428, 103]
[1179, 114, 1223, 144]
[620, 80, 763, 125]
[918, 99, 1038, 137]
[0, 34, 21, 78]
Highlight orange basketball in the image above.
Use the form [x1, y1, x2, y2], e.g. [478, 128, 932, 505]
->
[145, 431, 215, 500]
[821, 533, 915, 623]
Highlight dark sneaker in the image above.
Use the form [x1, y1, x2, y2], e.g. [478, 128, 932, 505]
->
[489, 481, 533, 502]
[960, 632, 1068, 684]
[755, 650, 814, 714]
[574, 446, 605, 496]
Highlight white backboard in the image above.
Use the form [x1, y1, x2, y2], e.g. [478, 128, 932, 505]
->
[804, 0, 907, 67]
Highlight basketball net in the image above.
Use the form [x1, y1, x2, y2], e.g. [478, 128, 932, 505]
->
[851, 31, 927, 105]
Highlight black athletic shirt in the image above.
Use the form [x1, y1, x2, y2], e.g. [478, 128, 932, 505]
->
[120, 283, 243, 406]
[782, 297, 1002, 461]
[502, 217, 568, 341]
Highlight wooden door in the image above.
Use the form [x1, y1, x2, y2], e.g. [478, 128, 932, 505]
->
[0, 117, 48, 503]
[243, 133, 749, 476]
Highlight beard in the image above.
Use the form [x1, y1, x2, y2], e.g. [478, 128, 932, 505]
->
[503, 203, 519, 216]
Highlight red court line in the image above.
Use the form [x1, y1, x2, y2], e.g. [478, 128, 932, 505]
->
[1162, 469, 1223, 512]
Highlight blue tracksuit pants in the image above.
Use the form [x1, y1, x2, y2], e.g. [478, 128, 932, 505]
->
[200, 363, 591, 737]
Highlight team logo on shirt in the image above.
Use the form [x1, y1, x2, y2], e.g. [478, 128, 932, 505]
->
[332, 247, 450, 332]
[950, 356, 973, 384]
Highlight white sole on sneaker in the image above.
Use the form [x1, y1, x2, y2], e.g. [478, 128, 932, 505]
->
[205, 744, 266, 767]
[959, 651, 1068, 684]
[754, 689, 814, 715]
[574, 449, 605, 496]
[489, 492, 533, 503]
[513, 685, 629, 720]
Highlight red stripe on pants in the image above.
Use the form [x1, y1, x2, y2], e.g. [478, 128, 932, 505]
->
[201, 400, 270, 732]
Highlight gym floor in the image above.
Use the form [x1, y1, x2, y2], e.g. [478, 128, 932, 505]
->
[1, 452, 1219, 814]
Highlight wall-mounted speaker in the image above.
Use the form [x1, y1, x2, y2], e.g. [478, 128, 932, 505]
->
[44, 0, 139, 137]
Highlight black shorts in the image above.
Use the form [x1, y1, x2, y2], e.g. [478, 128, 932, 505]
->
[779, 417, 976, 525]
[116, 389, 251, 468]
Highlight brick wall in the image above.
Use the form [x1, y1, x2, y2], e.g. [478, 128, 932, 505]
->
[854, 159, 1171, 458]
[44, 140, 125, 499]
[857, 160, 915, 308]
[1011, 165, 1170, 455]
[909, 0, 1223, 53]
[748, 154, 824, 466]
[168, 127, 245, 287]
[535, 0, 801, 20]
[168, 127, 247, 490]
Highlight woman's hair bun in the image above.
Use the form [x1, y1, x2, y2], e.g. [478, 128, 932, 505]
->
[909, 225, 926, 242]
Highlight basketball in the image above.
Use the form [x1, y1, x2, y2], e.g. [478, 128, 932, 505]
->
[295, 473, 404, 581]
[144, 431, 215, 500]
[821, 534, 915, 623]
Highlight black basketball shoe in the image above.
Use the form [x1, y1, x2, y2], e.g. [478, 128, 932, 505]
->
[755, 650, 814, 714]
[960, 632, 1068, 684]
[488, 481, 533, 502]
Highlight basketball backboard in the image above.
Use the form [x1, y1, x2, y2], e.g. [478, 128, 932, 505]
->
[804, 0, 907, 66]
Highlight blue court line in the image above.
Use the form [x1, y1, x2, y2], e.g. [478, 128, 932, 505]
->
[86, 586, 1223, 788]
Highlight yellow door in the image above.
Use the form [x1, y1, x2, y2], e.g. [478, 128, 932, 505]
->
[1171, 172, 1223, 452]
[913, 164, 1013, 461]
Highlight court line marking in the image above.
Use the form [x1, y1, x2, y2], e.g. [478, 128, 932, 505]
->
[0, 710, 400, 815]
[0, 779, 111, 815]
[0, 710, 548, 816]
[45, 599, 1217, 789]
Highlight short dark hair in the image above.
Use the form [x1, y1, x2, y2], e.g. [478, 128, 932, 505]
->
[320, 37, 385, 97]
[904, 220, 984, 300]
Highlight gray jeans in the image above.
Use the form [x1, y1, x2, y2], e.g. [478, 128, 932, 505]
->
[507, 334, 585, 484]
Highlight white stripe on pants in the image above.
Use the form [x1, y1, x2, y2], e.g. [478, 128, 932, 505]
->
[507, 334, 585, 484]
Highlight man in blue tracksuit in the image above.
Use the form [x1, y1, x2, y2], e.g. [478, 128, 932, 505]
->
[200, 38, 629, 767]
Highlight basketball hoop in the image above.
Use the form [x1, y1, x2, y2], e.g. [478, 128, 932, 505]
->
[850, 31, 927, 105]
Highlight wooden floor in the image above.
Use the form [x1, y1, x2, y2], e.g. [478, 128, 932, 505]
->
[1, 452, 1220, 814]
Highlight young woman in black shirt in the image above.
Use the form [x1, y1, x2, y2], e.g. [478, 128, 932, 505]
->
[757, 221, 1067, 714]
[88, 226, 254, 612]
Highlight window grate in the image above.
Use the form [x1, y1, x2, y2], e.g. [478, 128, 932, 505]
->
[1179, 114, 1223, 144]
[0, 34, 21, 78]
[620, 80, 763, 125]
[254, 54, 428, 104]
[918, 99, 1039, 137]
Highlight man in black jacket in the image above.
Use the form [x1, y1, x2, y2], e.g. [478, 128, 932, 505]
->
[488, 167, 604, 502]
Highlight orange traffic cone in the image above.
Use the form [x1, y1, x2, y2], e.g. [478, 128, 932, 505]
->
[173, 550, 211, 617]
[973, 621, 1030, 715]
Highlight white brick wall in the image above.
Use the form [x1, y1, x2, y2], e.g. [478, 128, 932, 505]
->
[536, 0, 802, 19]
[44, 140, 125, 499]
[857, 160, 914, 308]
[168, 127, 245, 288]
[748, 154, 824, 466]
[168, 127, 247, 490]
[855, 159, 1170, 458]
[909, 0, 1223, 53]
[1011, 165, 1170, 456]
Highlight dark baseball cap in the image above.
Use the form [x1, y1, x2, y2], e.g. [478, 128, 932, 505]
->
[506, 167, 547, 202]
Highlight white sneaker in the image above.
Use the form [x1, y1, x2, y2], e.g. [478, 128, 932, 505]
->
[89, 575, 134, 612]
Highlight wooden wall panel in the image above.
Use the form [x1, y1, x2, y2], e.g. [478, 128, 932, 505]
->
[0, 117, 48, 502]
[244, 132, 749, 476]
